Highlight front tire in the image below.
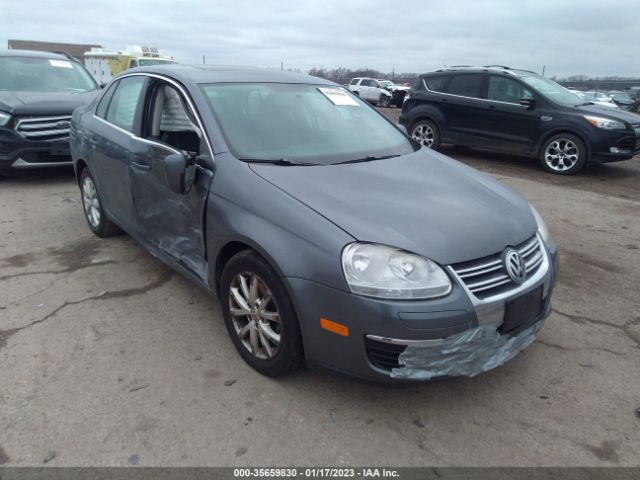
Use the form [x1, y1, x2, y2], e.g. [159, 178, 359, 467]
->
[539, 134, 586, 174]
[80, 168, 122, 237]
[378, 94, 391, 108]
[410, 119, 440, 149]
[220, 251, 304, 377]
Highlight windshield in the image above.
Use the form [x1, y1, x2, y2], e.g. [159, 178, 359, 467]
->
[0, 56, 97, 92]
[201, 83, 415, 165]
[138, 58, 177, 67]
[610, 92, 633, 102]
[521, 76, 583, 106]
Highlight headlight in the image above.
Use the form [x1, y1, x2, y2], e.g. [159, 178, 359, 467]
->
[530, 205, 552, 246]
[583, 115, 626, 130]
[341, 243, 452, 299]
[0, 111, 11, 127]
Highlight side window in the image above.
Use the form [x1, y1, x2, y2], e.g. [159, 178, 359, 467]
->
[95, 81, 118, 119]
[360, 79, 372, 87]
[424, 76, 449, 92]
[488, 76, 533, 103]
[130, 59, 139, 68]
[105, 76, 146, 133]
[147, 84, 201, 154]
[350, 78, 359, 85]
[447, 74, 484, 98]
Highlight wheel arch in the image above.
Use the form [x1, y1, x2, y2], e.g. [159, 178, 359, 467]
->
[75, 158, 89, 187]
[405, 105, 445, 133]
[536, 128, 591, 161]
[213, 238, 289, 298]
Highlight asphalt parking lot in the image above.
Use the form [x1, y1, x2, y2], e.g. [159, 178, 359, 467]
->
[1, 107, 639, 467]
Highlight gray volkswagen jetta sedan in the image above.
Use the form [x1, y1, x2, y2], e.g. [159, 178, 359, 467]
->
[70, 65, 558, 383]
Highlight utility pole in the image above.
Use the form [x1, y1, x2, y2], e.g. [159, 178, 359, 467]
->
[392, 68, 395, 82]
[542, 65, 546, 77]
[281, 61, 283, 71]
[203, 55, 205, 65]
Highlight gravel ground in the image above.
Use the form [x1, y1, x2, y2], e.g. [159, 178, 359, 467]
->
[0, 110, 639, 466]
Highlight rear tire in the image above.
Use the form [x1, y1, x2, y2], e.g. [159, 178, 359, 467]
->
[220, 250, 304, 377]
[539, 134, 586, 175]
[80, 168, 122, 237]
[410, 119, 441, 149]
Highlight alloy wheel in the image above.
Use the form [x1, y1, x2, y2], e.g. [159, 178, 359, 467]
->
[411, 124, 435, 147]
[544, 139, 580, 172]
[228, 272, 281, 360]
[82, 176, 101, 228]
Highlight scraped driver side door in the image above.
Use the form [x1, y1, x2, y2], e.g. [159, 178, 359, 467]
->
[129, 79, 214, 283]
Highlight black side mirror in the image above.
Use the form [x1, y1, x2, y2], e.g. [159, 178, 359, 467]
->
[164, 152, 195, 194]
[99, 82, 108, 89]
[395, 124, 408, 135]
[520, 97, 536, 109]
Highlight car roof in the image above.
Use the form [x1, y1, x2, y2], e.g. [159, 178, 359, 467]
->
[122, 64, 336, 85]
[0, 49, 76, 60]
[422, 66, 539, 78]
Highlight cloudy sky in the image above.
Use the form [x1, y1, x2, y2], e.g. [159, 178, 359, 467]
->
[2, 0, 639, 77]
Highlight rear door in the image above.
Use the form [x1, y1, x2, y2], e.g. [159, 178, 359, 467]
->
[89, 75, 147, 231]
[442, 73, 487, 144]
[359, 79, 375, 101]
[480, 75, 540, 152]
[129, 78, 214, 282]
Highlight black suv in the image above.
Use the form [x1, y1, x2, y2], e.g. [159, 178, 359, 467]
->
[400, 66, 640, 174]
[0, 50, 99, 173]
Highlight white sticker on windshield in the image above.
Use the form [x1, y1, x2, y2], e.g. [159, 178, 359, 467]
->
[318, 87, 359, 106]
[49, 59, 73, 68]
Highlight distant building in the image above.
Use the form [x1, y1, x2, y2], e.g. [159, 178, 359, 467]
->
[7, 39, 102, 63]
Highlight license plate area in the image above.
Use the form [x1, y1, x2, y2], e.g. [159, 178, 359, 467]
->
[50, 144, 70, 156]
[500, 286, 544, 334]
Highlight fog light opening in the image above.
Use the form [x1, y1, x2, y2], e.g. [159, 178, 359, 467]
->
[609, 147, 630, 154]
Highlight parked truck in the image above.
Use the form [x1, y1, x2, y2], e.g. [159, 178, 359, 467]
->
[84, 45, 176, 84]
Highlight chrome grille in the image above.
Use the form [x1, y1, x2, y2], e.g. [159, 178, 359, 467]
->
[16, 116, 72, 141]
[452, 236, 543, 299]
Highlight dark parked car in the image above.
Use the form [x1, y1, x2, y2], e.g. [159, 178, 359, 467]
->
[627, 86, 640, 106]
[0, 49, 99, 172]
[607, 90, 635, 111]
[400, 66, 640, 174]
[70, 65, 558, 382]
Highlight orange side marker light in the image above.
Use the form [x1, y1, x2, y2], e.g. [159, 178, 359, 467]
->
[320, 317, 349, 337]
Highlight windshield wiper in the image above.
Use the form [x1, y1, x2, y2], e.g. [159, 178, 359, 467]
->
[575, 102, 594, 107]
[239, 157, 317, 166]
[332, 154, 400, 165]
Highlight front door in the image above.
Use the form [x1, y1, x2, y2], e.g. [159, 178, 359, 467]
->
[129, 80, 214, 282]
[479, 75, 540, 153]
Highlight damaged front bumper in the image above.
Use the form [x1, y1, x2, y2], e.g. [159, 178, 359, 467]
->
[370, 319, 545, 380]
[290, 235, 558, 383]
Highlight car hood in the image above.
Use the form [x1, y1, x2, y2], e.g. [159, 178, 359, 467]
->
[0, 90, 99, 116]
[250, 149, 537, 265]
[577, 103, 640, 122]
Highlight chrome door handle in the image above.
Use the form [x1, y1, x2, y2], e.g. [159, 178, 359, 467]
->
[131, 161, 151, 171]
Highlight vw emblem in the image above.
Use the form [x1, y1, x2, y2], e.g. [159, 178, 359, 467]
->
[503, 248, 526, 283]
[55, 121, 71, 129]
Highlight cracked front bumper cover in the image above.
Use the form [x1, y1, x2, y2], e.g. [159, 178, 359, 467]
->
[390, 320, 544, 380]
